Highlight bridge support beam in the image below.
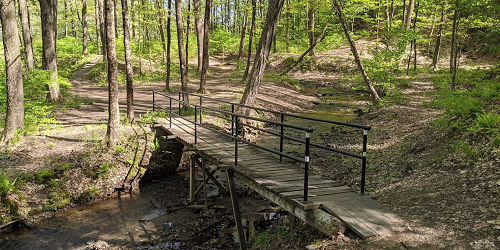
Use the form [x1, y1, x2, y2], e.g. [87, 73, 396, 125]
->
[231, 168, 345, 237]
[227, 169, 247, 250]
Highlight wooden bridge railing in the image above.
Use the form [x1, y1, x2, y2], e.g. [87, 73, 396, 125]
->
[152, 91, 371, 200]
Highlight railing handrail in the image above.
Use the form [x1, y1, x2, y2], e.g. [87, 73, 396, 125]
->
[152, 90, 370, 201]
[179, 90, 371, 130]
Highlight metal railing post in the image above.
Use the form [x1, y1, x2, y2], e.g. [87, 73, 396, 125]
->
[195, 106, 198, 144]
[361, 129, 368, 195]
[235, 116, 239, 166]
[152, 91, 155, 112]
[169, 98, 172, 128]
[279, 114, 284, 162]
[304, 131, 310, 202]
[199, 96, 203, 125]
[231, 104, 235, 137]
[178, 92, 181, 115]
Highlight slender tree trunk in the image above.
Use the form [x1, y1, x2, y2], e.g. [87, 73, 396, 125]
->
[96, 0, 101, 54]
[175, 0, 189, 104]
[70, 0, 76, 37]
[122, 0, 134, 120]
[242, 0, 256, 81]
[39, 0, 61, 102]
[165, 0, 172, 91]
[239, 0, 284, 113]
[64, 0, 68, 36]
[282, 9, 334, 75]
[432, 2, 445, 70]
[413, 1, 419, 71]
[146, 26, 152, 71]
[185, 0, 190, 68]
[18, 0, 35, 70]
[285, 0, 289, 52]
[114, 0, 118, 38]
[307, 0, 315, 56]
[404, 0, 415, 30]
[193, 0, 203, 72]
[99, 0, 107, 65]
[199, 0, 211, 94]
[237, 0, 249, 63]
[105, 0, 120, 147]
[157, 0, 167, 63]
[426, 14, 436, 57]
[449, 0, 459, 73]
[82, 0, 88, 55]
[333, 0, 380, 104]
[0, 0, 24, 144]
[131, 0, 135, 38]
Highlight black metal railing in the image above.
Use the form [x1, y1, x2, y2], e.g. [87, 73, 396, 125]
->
[152, 91, 371, 201]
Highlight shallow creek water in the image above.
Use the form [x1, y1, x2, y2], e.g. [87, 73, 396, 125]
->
[0, 176, 191, 250]
[258, 81, 371, 155]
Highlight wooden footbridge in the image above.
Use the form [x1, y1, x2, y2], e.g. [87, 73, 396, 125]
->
[152, 91, 401, 249]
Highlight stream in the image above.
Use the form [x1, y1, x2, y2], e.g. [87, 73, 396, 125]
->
[0, 176, 191, 250]
[0, 81, 369, 250]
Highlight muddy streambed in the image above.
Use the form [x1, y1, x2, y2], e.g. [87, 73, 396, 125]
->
[0, 175, 195, 250]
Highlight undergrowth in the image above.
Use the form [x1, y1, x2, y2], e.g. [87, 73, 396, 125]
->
[431, 66, 500, 159]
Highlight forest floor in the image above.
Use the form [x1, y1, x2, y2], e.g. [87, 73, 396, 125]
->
[1, 41, 499, 250]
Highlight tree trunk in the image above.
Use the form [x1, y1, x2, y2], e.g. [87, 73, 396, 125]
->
[282, 9, 334, 75]
[122, 0, 134, 120]
[146, 25, 152, 71]
[404, 0, 415, 30]
[285, 0, 289, 52]
[431, 2, 445, 70]
[185, 0, 190, 68]
[175, 0, 189, 104]
[131, 0, 135, 38]
[242, 0, 256, 82]
[39, 0, 62, 102]
[198, 0, 211, 94]
[95, 0, 101, 54]
[99, 0, 108, 65]
[0, 0, 24, 144]
[193, 0, 203, 72]
[18, 0, 34, 70]
[114, 0, 118, 38]
[449, 0, 459, 73]
[237, 0, 249, 63]
[165, 0, 172, 91]
[82, 0, 88, 55]
[157, 0, 167, 63]
[333, 0, 380, 104]
[239, 0, 284, 113]
[105, 0, 120, 147]
[307, 0, 315, 56]
[64, 0, 68, 36]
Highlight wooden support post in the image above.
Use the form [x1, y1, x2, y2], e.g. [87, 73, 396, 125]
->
[189, 155, 196, 205]
[227, 169, 247, 250]
[202, 155, 208, 211]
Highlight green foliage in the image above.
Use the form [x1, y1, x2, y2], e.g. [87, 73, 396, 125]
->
[264, 72, 303, 91]
[474, 111, 500, 134]
[210, 29, 241, 55]
[315, 34, 346, 52]
[56, 37, 96, 78]
[36, 168, 56, 183]
[87, 60, 107, 86]
[0, 173, 16, 197]
[78, 187, 101, 203]
[97, 161, 111, 179]
[138, 110, 167, 124]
